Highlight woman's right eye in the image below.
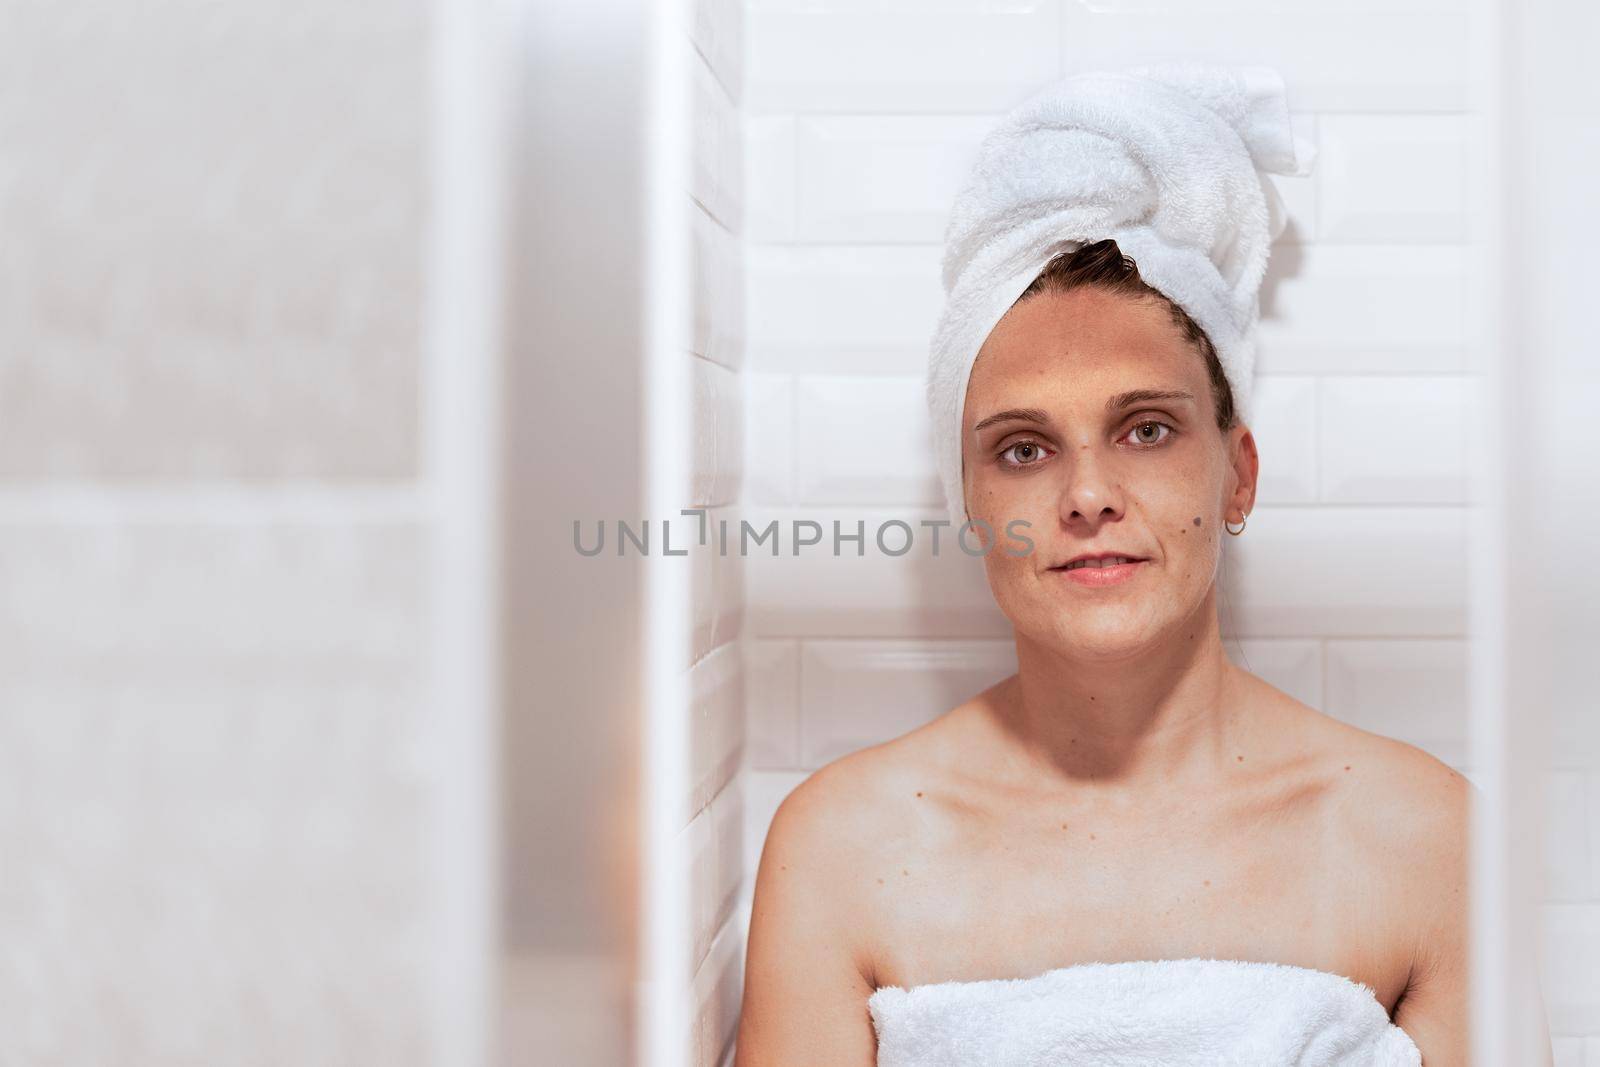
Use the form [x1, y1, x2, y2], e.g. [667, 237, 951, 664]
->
[999, 440, 1052, 467]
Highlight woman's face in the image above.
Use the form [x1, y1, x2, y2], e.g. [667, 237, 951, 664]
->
[960, 284, 1258, 660]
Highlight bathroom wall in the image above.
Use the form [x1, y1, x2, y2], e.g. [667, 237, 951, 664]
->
[683, 3, 749, 1066]
[734, 0, 1596, 1061]
[0, 2, 460, 1064]
[0, 2, 750, 1062]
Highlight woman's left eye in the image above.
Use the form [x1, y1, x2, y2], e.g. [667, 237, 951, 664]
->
[1124, 420, 1174, 447]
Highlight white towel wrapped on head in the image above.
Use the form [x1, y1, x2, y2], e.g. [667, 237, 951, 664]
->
[868, 956, 1422, 1066]
[928, 63, 1316, 526]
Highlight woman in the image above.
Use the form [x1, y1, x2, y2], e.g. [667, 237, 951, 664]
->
[736, 239, 1464, 1066]
[734, 66, 1549, 1066]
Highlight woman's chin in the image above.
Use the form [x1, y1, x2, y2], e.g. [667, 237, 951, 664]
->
[1030, 617, 1157, 661]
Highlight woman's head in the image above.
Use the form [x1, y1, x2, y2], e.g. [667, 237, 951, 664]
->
[959, 238, 1258, 659]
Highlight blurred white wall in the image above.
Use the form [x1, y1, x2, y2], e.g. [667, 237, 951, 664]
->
[501, 1, 657, 1065]
[0, 2, 468, 1065]
[1475, 0, 1600, 1060]
[502, 1, 748, 1065]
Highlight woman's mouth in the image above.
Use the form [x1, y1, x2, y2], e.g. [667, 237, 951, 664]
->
[1049, 555, 1147, 587]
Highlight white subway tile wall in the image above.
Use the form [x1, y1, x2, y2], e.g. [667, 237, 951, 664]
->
[746, 4, 1063, 114]
[688, 3, 748, 1064]
[743, 639, 800, 769]
[1324, 640, 1470, 767]
[735, 0, 1597, 1055]
[1316, 115, 1476, 243]
[1226, 638, 1323, 709]
[799, 639, 1019, 769]
[1255, 245, 1470, 374]
[746, 244, 944, 375]
[1248, 376, 1318, 504]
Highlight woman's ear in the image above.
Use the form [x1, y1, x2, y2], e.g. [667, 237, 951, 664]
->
[1228, 424, 1260, 518]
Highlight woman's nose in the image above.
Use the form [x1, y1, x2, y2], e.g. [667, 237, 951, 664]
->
[1056, 447, 1125, 526]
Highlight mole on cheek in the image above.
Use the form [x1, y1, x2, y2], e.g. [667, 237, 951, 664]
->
[1192, 517, 1202, 526]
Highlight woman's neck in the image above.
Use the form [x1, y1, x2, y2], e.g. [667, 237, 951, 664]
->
[983, 613, 1250, 801]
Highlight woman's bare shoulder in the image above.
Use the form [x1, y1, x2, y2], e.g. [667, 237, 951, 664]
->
[1307, 708, 1473, 1023]
[739, 726, 959, 1060]
[1326, 721, 1472, 875]
[750, 712, 968, 990]
[1246, 673, 1472, 877]
[771, 709, 965, 852]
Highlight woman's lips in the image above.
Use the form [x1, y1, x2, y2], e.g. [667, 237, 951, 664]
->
[1051, 559, 1146, 587]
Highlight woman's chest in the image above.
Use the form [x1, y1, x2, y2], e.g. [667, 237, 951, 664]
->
[863, 799, 1413, 1015]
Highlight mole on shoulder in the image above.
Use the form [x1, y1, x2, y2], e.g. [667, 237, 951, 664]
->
[1236, 755, 1244, 762]
[1089, 832, 1096, 840]
[1061, 822, 1068, 829]
[876, 878, 884, 885]
[902, 869, 909, 876]
[1344, 764, 1352, 771]
[1192, 516, 1202, 526]
[916, 790, 924, 797]
[1203, 879, 1211, 887]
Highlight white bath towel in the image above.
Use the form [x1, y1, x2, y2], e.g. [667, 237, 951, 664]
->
[928, 63, 1316, 525]
[868, 956, 1422, 1066]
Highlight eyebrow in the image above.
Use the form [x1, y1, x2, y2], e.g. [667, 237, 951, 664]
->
[970, 390, 1196, 435]
[971, 406, 1052, 434]
[1106, 388, 1195, 412]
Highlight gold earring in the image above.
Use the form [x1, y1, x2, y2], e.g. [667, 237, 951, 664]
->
[1225, 514, 1247, 536]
